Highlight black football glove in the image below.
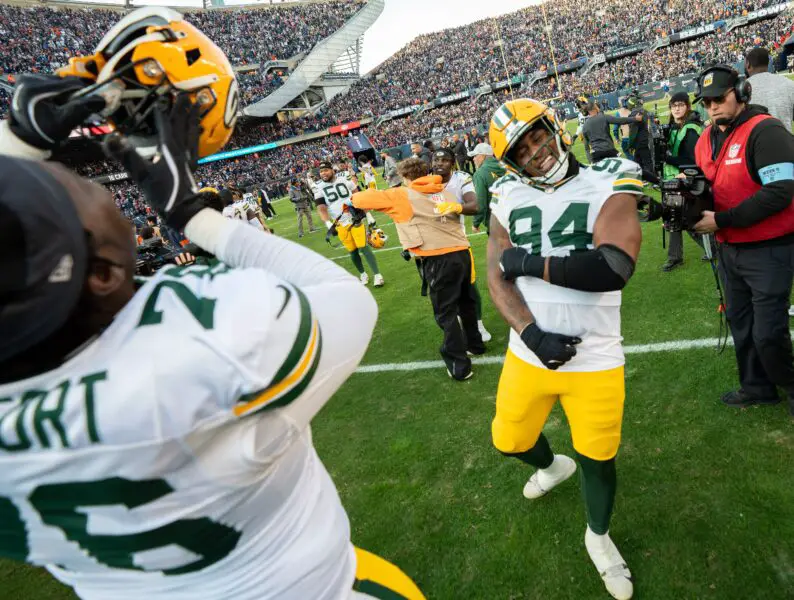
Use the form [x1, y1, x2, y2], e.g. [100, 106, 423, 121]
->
[500, 247, 544, 281]
[103, 94, 209, 231]
[9, 74, 106, 150]
[520, 323, 581, 370]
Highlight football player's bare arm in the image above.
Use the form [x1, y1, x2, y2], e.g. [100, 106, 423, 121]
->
[460, 190, 479, 215]
[317, 203, 330, 223]
[487, 216, 535, 333]
[500, 194, 640, 292]
[592, 193, 642, 262]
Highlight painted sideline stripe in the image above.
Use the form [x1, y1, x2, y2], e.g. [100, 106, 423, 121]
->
[332, 231, 487, 261]
[355, 335, 731, 373]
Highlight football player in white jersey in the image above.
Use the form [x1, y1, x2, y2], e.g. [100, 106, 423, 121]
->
[431, 147, 493, 343]
[358, 157, 377, 189]
[0, 24, 423, 600]
[487, 99, 643, 600]
[316, 162, 384, 287]
[575, 110, 588, 142]
[221, 187, 269, 233]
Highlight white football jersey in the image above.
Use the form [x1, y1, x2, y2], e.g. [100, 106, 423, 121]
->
[360, 163, 376, 185]
[443, 170, 474, 204]
[0, 264, 354, 600]
[317, 175, 359, 226]
[490, 157, 643, 372]
[443, 171, 475, 230]
[222, 198, 256, 223]
[575, 113, 587, 138]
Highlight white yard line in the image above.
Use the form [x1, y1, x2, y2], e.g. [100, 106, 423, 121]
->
[355, 335, 733, 374]
[331, 231, 487, 260]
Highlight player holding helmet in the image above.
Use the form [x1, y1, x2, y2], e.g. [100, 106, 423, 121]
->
[487, 98, 643, 599]
[0, 8, 421, 600]
[316, 161, 384, 287]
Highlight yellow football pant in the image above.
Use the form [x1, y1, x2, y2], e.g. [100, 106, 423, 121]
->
[338, 222, 368, 252]
[352, 547, 425, 599]
[492, 350, 625, 461]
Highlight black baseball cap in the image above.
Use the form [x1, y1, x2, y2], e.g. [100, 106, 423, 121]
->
[433, 148, 455, 160]
[318, 161, 333, 170]
[695, 66, 738, 101]
[0, 156, 88, 362]
[669, 91, 690, 106]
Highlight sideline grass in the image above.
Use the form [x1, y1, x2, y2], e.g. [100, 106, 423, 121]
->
[3, 104, 794, 600]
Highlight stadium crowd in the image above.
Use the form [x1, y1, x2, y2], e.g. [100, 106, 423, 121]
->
[1, 0, 792, 219]
[0, 1, 364, 116]
[536, 14, 794, 101]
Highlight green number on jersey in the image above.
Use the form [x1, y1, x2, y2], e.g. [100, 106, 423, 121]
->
[591, 158, 622, 174]
[509, 206, 542, 254]
[322, 183, 352, 203]
[509, 203, 591, 255]
[138, 280, 216, 330]
[548, 203, 592, 251]
[0, 478, 241, 574]
[0, 496, 28, 562]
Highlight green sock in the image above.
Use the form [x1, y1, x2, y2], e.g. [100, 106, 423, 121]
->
[500, 434, 554, 469]
[577, 453, 617, 535]
[349, 249, 365, 274]
[472, 282, 483, 320]
[360, 245, 380, 275]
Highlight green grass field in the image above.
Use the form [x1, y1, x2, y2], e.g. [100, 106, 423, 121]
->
[4, 112, 794, 600]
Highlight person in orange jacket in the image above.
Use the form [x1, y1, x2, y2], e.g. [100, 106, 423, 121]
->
[350, 157, 485, 380]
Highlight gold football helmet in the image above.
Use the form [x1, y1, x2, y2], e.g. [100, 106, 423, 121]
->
[368, 227, 388, 249]
[57, 7, 238, 158]
[489, 98, 573, 191]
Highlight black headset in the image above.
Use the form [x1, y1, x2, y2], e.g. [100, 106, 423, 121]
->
[696, 64, 752, 103]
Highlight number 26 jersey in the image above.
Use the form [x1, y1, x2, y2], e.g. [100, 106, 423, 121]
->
[490, 158, 644, 372]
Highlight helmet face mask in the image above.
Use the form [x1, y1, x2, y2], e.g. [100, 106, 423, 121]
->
[490, 99, 573, 192]
[57, 7, 238, 158]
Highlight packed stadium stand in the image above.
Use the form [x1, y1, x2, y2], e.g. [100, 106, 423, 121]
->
[1, 0, 793, 216]
[0, 0, 366, 116]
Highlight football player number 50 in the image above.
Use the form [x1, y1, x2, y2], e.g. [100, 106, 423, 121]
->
[323, 183, 352, 202]
[0, 477, 241, 574]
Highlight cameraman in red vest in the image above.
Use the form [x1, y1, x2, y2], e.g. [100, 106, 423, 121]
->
[693, 64, 794, 414]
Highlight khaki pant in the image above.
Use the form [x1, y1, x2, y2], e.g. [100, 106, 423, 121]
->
[296, 206, 314, 236]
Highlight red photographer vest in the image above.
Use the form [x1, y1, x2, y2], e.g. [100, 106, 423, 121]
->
[695, 113, 794, 243]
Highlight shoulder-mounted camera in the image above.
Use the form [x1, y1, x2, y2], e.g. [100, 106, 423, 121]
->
[638, 168, 713, 232]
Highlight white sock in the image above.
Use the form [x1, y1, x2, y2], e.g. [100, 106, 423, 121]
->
[541, 454, 569, 478]
[586, 526, 610, 549]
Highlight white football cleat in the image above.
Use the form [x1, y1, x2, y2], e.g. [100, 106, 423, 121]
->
[585, 528, 633, 600]
[478, 320, 492, 342]
[522, 454, 577, 500]
[360, 273, 369, 285]
[373, 274, 385, 287]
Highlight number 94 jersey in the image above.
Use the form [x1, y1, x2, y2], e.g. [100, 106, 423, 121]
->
[490, 158, 644, 372]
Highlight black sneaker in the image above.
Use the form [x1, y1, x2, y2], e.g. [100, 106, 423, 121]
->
[447, 368, 473, 381]
[720, 389, 780, 407]
[661, 259, 683, 272]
